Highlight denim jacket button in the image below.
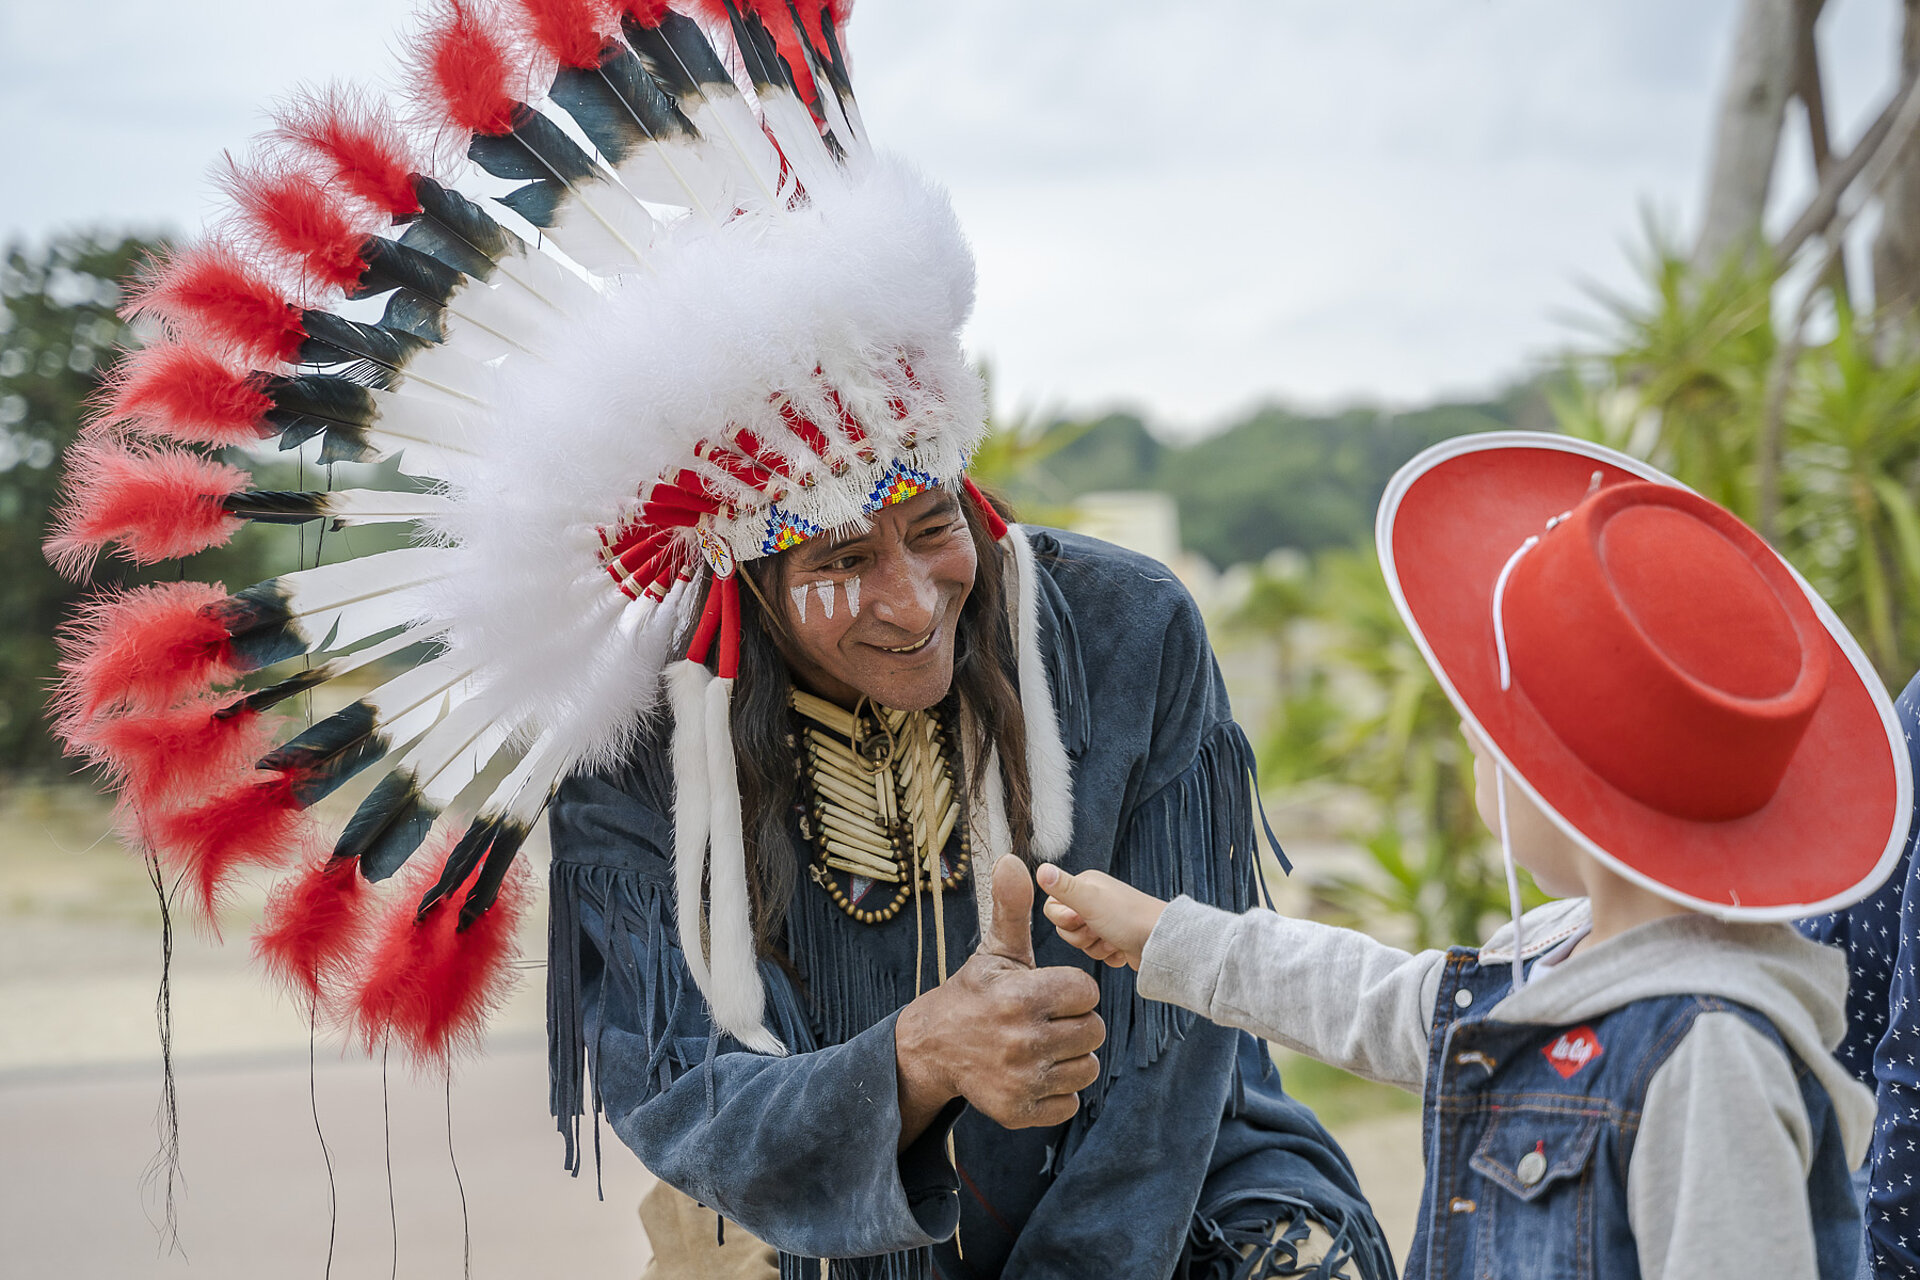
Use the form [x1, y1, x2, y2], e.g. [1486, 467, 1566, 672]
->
[1516, 1149, 1547, 1187]
[1454, 987, 1474, 1009]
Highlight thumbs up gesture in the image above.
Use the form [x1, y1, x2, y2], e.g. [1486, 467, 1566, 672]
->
[893, 857, 1105, 1134]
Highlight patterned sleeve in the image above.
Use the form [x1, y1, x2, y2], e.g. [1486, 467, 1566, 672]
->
[1866, 671, 1920, 1278]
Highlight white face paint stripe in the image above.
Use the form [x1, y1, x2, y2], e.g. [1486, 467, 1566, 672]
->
[846, 576, 861, 618]
[817, 580, 835, 619]
[791, 583, 809, 624]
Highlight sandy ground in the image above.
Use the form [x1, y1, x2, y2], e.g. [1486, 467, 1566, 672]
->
[1, 782, 1425, 1277]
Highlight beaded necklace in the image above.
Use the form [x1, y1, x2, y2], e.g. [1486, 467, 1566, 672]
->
[791, 688, 971, 925]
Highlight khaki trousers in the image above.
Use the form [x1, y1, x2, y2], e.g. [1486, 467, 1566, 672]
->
[639, 1178, 779, 1280]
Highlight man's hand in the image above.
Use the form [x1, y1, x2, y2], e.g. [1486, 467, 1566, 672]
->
[1036, 864, 1168, 971]
[894, 856, 1104, 1141]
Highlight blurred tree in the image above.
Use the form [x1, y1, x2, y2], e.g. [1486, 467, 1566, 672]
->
[0, 233, 154, 773]
[0, 232, 289, 776]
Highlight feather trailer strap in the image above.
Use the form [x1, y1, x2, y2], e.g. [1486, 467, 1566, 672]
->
[667, 657, 715, 992]
[702, 673, 785, 1055]
[961, 719, 1015, 944]
[1006, 524, 1074, 861]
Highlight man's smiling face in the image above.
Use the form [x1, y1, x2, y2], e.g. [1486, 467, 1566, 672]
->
[772, 487, 978, 712]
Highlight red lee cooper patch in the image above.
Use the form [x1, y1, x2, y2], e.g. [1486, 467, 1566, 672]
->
[1542, 1026, 1604, 1079]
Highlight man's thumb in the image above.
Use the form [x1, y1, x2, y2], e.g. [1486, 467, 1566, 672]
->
[983, 854, 1036, 967]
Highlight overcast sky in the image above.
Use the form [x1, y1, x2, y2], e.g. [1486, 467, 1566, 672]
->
[0, 1, 1902, 434]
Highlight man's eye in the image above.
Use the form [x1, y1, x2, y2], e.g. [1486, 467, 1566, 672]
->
[915, 522, 955, 541]
[823, 555, 862, 573]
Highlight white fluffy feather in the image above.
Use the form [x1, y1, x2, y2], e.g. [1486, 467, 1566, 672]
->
[421, 155, 980, 777]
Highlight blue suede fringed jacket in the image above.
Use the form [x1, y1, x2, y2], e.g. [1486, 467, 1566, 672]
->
[546, 530, 1391, 1280]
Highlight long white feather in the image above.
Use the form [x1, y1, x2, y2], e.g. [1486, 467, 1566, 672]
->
[668, 658, 714, 993]
[355, 653, 479, 753]
[703, 675, 785, 1055]
[387, 692, 517, 810]
[319, 489, 453, 526]
[269, 546, 450, 653]
[962, 702, 1015, 945]
[1007, 525, 1075, 861]
[539, 174, 660, 276]
[354, 390, 479, 477]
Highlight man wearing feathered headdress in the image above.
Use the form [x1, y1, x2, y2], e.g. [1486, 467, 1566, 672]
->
[46, 1, 1390, 1275]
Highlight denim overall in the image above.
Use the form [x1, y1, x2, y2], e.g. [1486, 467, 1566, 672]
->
[1403, 946, 1860, 1280]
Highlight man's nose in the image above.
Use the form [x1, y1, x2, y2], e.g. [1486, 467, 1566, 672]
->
[866, 551, 939, 632]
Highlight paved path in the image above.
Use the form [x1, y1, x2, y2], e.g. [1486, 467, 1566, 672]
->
[2, 1040, 655, 1279]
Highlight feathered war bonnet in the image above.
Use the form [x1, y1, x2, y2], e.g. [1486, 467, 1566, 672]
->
[46, 0, 1076, 1060]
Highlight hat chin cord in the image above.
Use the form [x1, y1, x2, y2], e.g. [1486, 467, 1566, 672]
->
[1496, 769, 1527, 992]
[1488, 527, 1552, 991]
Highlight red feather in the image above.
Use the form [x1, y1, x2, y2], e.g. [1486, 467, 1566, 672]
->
[222, 162, 371, 295]
[254, 851, 373, 1007]
[51, 582, 237, 734]
[274, 87, 424, 219]
[415, 0, 522, 137]
[515, 0, 615, 68]
[45, 437, 247, 579]
[123, 243, 307, 366]
[99, 341, 276, 447]
[147, 772, 306, 920]
[80, 695, 275, 813]
[352, 837, 529, 1063]
[611, 0, 670, 26]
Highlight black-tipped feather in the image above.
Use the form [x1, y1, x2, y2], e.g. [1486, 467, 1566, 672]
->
[260, 701, 389, 807]
[350, 237, 466, 306]
[468, 107, 598, 182]
[802, 0, 856, 102]
[549, 44, 696, 167]
[298, 310, 432, 373]
[457, 822, 531, 928]
[220, 490, 331, 525]
[399, 176, 512, 279]
[624, 11, 735, 96]
[379, 291, 449, 343]
[498, 183, 566, 228]
[417, 813, 502, 916]
[228, 666, 332, 716]
[341, 770, 438, 881]
[262, 374, 380, 463]
[206, 581, 307, 671]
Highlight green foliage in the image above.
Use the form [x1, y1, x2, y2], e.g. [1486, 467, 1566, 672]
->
[996, 389, 1550, 569]
[1560, 231, 1920, 679]
[0, 233, 153, 772]
[0, 232, 290, 775]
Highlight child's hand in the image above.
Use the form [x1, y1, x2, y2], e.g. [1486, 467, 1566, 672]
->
[1036, 865, 1168, 970]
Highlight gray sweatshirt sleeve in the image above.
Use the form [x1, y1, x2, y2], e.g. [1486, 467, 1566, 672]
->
[1628, 1011, 1816, 1280]
[1137, 896, 1446, 1092]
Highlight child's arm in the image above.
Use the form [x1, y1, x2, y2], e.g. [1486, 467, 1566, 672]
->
[1038, 865, 1444, 1092]
[1627, 1012, 1854, 1280]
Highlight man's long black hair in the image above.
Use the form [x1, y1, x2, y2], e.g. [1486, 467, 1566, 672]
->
[701, 489, 1034, 957]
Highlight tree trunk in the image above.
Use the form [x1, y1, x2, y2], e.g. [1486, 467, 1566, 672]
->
[1695, 0, 1800, 271]
[1874, 0, 1920, 329]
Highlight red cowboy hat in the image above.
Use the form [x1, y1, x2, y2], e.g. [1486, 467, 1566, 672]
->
[1377, 432, 1911, 920]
